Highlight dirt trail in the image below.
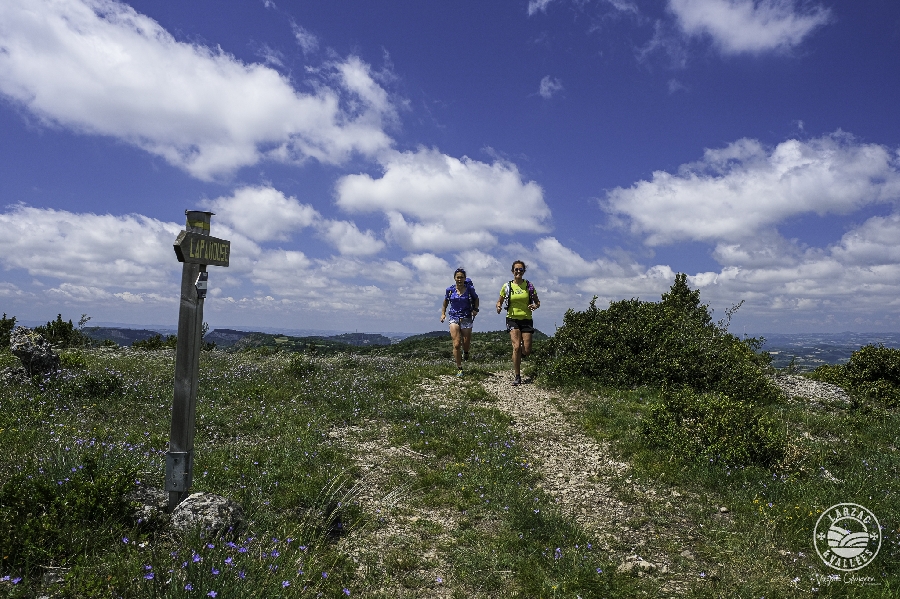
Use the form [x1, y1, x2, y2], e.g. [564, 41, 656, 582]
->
[332, 371, 714, 596]
[329, 418, 459, 598]
[479, 371, 706, 592]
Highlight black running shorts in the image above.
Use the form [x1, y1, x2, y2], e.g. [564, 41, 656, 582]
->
[505, 318, 535, 334]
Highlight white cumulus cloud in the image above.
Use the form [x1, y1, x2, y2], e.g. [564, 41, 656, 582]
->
[453, 249, 504, 277]
[336, 148, 551, 252]
[202, 186, 320, 243]
[0, 0, 395, 180]
[829, 213, 900, 267]
[0, 204, 182, 288]
[668, 0, 831, 54]
[402, 252, 454, 291]
[605, 133, 900, 245]
[534, 237, 610, 277]
[385, 213, 498, 253]
[318, 220, 385, 256]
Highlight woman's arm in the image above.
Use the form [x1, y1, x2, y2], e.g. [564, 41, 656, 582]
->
[441, 297, 449, 322]
[529, 286, 540, 311]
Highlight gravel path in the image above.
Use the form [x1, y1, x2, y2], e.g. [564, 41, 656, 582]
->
[479, 371, 707, 592]
[331, 418, 459, 598]
[120, 366, 856, 597]
[329, 369, 849, 596]
[769, 374, 852, 407]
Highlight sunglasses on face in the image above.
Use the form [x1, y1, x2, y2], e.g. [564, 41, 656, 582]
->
[513, 268, 524, 273]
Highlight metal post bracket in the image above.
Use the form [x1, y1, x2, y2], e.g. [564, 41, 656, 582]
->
[165, 451, 194, 493]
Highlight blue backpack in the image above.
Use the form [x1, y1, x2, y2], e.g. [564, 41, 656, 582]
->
[446, 278, 479, 316]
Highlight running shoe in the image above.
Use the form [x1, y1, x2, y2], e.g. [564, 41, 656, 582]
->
[457, 369, 464, 377]
[512, 374, 521, 386]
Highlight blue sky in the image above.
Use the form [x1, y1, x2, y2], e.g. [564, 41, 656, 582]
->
[1, 0, 899, 334]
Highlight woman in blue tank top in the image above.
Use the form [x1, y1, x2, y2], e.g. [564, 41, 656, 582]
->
[441, 267, 479, 376]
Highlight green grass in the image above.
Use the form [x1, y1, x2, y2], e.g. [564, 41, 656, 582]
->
[0, 344, 633, 598]
[549, 377, 900, 598]
[3, 331, 898, 597]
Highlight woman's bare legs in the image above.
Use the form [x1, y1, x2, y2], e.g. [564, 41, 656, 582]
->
[461, 327, 472, 359]
[510, 329, 533, 382]
[510, 328, 522, 379]
[450, 323, 463, 369]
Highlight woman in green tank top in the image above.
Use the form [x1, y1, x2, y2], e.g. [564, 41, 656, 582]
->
[495, 260, 540, 386]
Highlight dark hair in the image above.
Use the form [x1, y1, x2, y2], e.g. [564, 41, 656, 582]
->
[454, 267, 466, 277]
[511, 260, 526, 273]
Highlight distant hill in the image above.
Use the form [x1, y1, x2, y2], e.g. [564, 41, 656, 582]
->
[83, 327, 164, 346]
[83, 326, 898, 369]
[205, 329, 253, 348]
[327, 332, 392, 346]
[206, 329, 394, 348]
[401, 331, 450, 342]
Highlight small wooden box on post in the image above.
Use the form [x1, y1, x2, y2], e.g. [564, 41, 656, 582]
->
[166, 210, 231, 511]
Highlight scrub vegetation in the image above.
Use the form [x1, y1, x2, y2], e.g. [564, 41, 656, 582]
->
[1, 277, 898, 597]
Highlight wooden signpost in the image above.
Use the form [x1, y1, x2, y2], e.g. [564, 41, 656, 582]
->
[173, 231, 231, 267]
[165, 211, 230, 510]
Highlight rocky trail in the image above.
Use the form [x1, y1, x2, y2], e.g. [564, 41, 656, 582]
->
[330, 370, 769, 596]
[479, 371, 707, 594]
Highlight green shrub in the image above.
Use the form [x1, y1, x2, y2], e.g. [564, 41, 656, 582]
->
[0, 453, 136, 578]
[0, 313, 15, 349]
[533, 274, 778, 404]
[34, 314, 91, 349]
[132, 333, 178, 350]
[245, 345, 277, 357]
[81, 371, 124, 397]
[59, 350, 89, 369]
[59, 370, 124, 400]
[811, 344, 900, 408]
[642, 388, 785, 468]
[808, 363, 846, 387]
[287, 354, 320, 378]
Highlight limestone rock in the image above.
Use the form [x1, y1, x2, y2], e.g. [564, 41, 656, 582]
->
[9, 326, 59, 376]
[0, 365, 29, 385]
[171, 492, 245, 536]
[127, 485, 170, 528]
[616, 557, 657, 575]
[770, 373, 851, 407]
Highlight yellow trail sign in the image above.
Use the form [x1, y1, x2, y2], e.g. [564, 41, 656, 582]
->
[173, 231, 231, 267]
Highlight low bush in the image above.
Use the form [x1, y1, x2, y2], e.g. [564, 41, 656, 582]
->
[0, 453, 136, 579]
[59, 369, 125, 401]
[642, 388, 785, 468]
[286, 354, 320, 378]
[132, 334, 178, 350]
[34, 314, 92, 349]
[59, 350, 89, 369]
[810, 344, 900, 408]
[533, 274, 778, 404]
[81, 370, 124, 397]
[0, 313, 15, 349]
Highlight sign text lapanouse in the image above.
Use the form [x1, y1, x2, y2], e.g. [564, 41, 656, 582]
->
[174, 231, 230, 267]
